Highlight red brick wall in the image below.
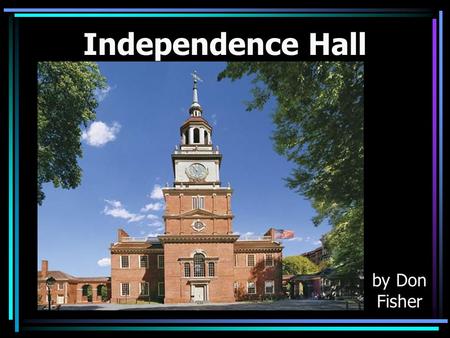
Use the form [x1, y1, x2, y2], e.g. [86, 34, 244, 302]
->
[233, 251, 283, 300]
[111, 252, 164, 303]
[164, 191, 232, 235]
[163, 242, 235, 303]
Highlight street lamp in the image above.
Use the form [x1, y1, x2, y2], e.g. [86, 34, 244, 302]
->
[45, 276, 56, 311]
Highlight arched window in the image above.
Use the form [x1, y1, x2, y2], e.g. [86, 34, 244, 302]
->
[193, 128, 200, 143]
[193, 253, 205, 277]
[184, 130, 189, 144]
[204, 130, 208, 144]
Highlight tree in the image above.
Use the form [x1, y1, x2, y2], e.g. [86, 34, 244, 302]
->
[283, 255, 319, 275]
[218, 62, 363, 278]
[38, 62, 107, 204]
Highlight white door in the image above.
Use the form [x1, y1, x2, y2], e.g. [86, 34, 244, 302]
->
[56, 296, 65, 304]
[193, 286, 204, 302]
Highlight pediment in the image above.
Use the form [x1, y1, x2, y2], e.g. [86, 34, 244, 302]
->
[180, 208, 217, 217]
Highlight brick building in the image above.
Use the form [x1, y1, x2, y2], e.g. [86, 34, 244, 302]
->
[301, 244, 330, 266]
[37, 260, 110, 306]
[110, 74, 283, 304]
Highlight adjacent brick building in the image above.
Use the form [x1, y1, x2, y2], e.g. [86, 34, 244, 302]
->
[110, 74, 283, 304]
[37, 260, 111, 305]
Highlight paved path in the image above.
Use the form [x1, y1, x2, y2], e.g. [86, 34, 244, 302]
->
[58, 299, 362, 311]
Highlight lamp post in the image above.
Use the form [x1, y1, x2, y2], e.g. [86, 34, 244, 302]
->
[46, 277, 56, 311]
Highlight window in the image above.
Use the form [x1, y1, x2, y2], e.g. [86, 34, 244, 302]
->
[120, 283, 130, 296]
[158, 282, 165, 296]
[265, 254, 274, 267]
[140, 282, 149, 296]
[247, 281, 256, 294]
[184, 263, 191, 277]
[204, 130, 208, 144]
[247, 254, 255, 267]
[57, 282, 64, 290]
[120, 255, 129, 268]
[157, 255, 164, 269]
[193, 128, 200, 143]
[265, 280, 274, 294]
[208, 262, 215, 277]
[192, 196, 205, 209]
[234, 281, 239, 291]
[234, 254, 238, 266]
[193, 253, 205, 277]
[139, 255, 149, 268]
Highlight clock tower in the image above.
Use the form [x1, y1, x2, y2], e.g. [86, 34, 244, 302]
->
[159, 72, 238, 303]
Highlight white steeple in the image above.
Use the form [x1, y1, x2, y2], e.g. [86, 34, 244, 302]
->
[189, 71, 203, 117]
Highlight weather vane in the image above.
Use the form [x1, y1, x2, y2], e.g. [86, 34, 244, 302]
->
[191, 70, 203, 83]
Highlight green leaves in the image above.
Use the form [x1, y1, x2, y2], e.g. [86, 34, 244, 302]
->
[38, 62, 107, 204]
[219, 62, 364, 278]
[283, 255, 319, 275]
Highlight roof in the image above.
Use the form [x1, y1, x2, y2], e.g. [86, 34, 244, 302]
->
[38, 270, 77, 281]
[180, 116, 212, 130]
[234, 240, 283, 253]
[234, 240, 281, 249]
[111, 241, 163, 249]
[75, 277, 111, 282]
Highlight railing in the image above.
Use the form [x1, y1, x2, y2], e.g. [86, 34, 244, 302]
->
[236, 235, 272, 241]
[121, 236, 160, 242]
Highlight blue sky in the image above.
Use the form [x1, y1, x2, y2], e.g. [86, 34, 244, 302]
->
[38, 62, 331, 276]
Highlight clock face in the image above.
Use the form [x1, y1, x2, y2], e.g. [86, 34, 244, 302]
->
[186, 163, 208, 180]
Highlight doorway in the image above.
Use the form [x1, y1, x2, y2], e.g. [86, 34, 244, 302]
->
[192, 285, 206, 302]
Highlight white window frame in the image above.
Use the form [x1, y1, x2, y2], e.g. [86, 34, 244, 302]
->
[247, 281, 256, 294]
[57, 282, 64, 290]
[139, 255, 149, 268]
[158, 282, 165, 296]
[208, 262, 215, 277]
[192, 196, 205, 209]
[247, 254, 255, 267]
[120, 255, 130, 269]
[184, 262, 191, 277]
[120, 282, 130, 296]
[264, 280, 275, 294]
[139, 282, 149, 296]
[157, 255, 164, 269]
[265, 254, 274, 267]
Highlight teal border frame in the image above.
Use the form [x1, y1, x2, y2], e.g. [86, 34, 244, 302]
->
[5, 8, 445, 333]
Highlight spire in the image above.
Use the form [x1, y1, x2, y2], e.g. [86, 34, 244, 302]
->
[189, 71, 203, 117]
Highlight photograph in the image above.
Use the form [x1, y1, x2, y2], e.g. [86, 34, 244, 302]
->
[37, 61, 364, 311]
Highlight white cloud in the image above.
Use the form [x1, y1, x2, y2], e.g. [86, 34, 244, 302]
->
[97, 257, 111, 267]
[147, 232, 163, 238]
[287, 237, 304, 242]
[147, 221, 163, 228]
[95, 84, 116, 102]
[146, 214, 159, 220]
[141, 202, 163, 212]
[149, 184, 164, 200]
[211, 113, 218, 126]
[103, 199, 144, 223]
[82, 121, 121, 147]
[243, 231, 255, 236]
[313, 240, 322, 246]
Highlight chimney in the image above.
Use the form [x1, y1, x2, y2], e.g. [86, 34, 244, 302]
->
[118, 228, 129, 242]
[41, 260, 48, 278]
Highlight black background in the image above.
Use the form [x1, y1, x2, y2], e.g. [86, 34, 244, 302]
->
[1, 0, 448, 335]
